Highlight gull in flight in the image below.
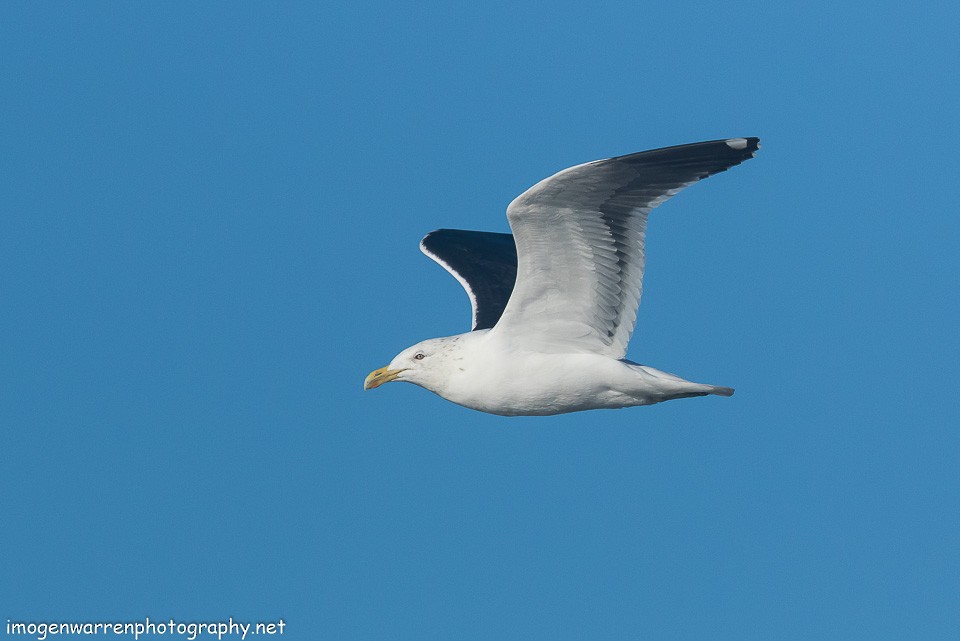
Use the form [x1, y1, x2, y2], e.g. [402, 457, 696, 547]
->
[364, 138, 760, 416]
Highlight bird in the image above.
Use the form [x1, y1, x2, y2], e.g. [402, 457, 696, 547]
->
[364, 138, 760, 416]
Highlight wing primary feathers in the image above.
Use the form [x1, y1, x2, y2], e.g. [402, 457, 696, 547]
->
[492, 137, 760, 358]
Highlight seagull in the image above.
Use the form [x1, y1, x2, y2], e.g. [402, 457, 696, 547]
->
[364, 138, 760, 416]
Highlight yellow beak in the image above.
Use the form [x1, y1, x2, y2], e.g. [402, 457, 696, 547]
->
[363, 366, 406, 390]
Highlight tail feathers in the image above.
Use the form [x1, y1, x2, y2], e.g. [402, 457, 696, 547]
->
[666, 385, 734, 401]
[624, 362, 735, 401]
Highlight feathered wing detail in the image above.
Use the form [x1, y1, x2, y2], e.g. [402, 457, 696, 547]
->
[419, 229, 518, 331]
[491, 138, 760, 357]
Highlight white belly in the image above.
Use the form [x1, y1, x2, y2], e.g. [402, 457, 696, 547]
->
[439, 351, 661, 416]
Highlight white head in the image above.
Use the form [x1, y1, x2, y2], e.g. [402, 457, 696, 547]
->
[363, 334, 468, 395]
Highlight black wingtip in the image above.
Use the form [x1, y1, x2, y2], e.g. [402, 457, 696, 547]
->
[727, 137, 761, 160]
[614, 137, 761, 170]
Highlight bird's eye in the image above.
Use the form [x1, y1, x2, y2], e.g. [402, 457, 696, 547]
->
[414, 352, 425, 360]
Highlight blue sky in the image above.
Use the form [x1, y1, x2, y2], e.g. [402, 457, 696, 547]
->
[2, 2, 958, 639]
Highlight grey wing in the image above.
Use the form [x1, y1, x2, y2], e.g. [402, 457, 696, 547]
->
[420, 229, 518, 331]
[490, 137, 760, 358]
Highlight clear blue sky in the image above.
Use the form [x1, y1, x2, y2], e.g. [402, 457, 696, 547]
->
[2, 2, 958, 639]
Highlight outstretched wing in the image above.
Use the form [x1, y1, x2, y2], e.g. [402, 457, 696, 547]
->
[420, 229, 518, 331]
[491, 138, 760, 357]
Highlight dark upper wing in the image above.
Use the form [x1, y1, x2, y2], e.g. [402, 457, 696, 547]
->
[419, 229, 518, 331]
